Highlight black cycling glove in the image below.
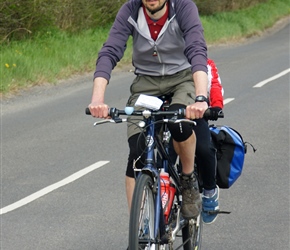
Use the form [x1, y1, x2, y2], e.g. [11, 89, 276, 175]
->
[208, 107, 222, 121]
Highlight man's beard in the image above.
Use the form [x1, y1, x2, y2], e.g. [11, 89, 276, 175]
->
[147, 0, 167, 15]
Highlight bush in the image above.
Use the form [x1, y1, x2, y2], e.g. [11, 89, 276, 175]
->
[52, 0, 125, 31]
[195, 0, 268, 15]
[0, 0, 126, 41]
[0, 0, 54, 41]
[0, 0, 275, 42]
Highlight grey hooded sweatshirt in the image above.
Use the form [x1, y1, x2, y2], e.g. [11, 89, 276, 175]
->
[94, 0, 207, 82]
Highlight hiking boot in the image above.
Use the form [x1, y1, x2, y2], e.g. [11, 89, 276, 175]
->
[180, 172, 202, 219]
[202, 186, 219, 224]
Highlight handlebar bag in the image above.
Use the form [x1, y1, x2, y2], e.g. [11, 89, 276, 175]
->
[209, 125, 247, 189]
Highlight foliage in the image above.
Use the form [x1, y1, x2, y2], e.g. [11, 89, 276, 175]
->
[201, 0, 289, 43]
[0, 0, 126, 41]
[194, 0, 268, 15]
[0, 0, 289, 94]
[0, 0, 270, 41]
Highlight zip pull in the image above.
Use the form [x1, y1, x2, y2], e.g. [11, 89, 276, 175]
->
[153, 44, 158, 56]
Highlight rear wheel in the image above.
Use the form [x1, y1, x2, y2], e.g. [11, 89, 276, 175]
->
[129, 174, 156, 250]
[182, 214, 203, 250]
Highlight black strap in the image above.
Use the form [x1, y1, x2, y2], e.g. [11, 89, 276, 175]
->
[204, 209, 231, 215]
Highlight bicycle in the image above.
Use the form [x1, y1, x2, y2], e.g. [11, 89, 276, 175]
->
[86, 96, 223, 250]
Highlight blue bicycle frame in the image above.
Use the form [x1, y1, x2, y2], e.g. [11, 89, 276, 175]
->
[139, 114, 169, 240]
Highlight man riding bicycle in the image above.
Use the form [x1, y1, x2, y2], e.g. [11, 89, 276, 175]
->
[88, 0, 220, 224]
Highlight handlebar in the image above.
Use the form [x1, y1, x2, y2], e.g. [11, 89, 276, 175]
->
[85, 107, 185, 117]
[85, 107, 224, 121]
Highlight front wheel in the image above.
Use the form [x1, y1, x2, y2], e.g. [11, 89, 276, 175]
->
[182, 214, 203, 250]
[129, 174, 156, 250]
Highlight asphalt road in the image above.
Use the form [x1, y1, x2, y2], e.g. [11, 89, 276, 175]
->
[1, 20, 289, 250]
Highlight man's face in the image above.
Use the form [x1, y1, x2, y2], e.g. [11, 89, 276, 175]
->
[142, 0, 167, 14]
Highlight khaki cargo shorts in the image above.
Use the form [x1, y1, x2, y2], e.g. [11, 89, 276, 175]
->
[126, 68, 196, 139]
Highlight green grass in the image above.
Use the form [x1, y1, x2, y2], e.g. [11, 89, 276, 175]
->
[1, 0, 289, 94]
[202, 0, 290, 43]
[1, 27, 117, 93]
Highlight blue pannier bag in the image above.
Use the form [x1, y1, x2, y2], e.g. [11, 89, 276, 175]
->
[209, 125, 256, 189]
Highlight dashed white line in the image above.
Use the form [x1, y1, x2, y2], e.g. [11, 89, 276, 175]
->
[4, 70, 288, 215]
[224, 98, 235, 105]
[0, 94, 256, 215]
[253, 68, 290, 88]
[0, 161, 109, 215]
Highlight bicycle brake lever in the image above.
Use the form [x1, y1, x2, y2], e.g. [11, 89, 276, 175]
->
[174, 119, 196, 126]
[93, 118, 127, 126]
[93, 119, 113, 126]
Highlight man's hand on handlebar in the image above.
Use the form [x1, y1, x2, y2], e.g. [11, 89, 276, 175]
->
[186, 102, 208, 120]
[88, 102, 110, 118]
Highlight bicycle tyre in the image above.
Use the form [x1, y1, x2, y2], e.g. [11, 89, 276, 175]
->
[182, 214, 203, 250]
[128, 174, 157, 250]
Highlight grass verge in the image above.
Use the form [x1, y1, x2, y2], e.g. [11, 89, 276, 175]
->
[1, 0, 289, 95]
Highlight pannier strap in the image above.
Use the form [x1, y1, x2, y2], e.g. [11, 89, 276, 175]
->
[244, 141, 257, 154]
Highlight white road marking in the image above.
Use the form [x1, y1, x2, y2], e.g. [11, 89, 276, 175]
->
[253, 68, 290, 88]
[224, 98, 235, 105]
[1, 81, 271, 216]
[0, 161, 109, 215]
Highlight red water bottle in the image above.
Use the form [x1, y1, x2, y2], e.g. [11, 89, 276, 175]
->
[160, 171, 176, 223]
